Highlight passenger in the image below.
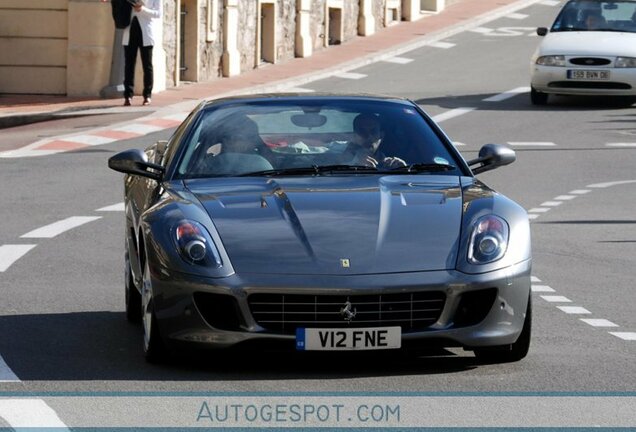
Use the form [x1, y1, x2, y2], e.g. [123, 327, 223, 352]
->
[343, 113, 406, 168]
[584, 11, 606, 30]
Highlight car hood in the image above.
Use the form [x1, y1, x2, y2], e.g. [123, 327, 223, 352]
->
[539, 31, 636, 57]
[185, 176, 464, 275]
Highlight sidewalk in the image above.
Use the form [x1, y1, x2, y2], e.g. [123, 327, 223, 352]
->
[0, 0, 531, 136]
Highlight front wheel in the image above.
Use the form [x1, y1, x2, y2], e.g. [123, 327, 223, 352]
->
[474, 295, 532, 364]
[530, 87, 549, 105]
[141, 256, 168, 363]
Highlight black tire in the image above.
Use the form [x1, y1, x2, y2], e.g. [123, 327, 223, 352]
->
[530, 87, 549, 105]
[141, 256, 168, 363]
[474, 295, 532, 364]
[125, 252, 142, 323]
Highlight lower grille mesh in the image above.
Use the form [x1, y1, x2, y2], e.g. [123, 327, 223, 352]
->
[248, 292, 446, 334]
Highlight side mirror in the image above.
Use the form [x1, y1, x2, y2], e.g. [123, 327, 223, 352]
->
[468, 144, 516, 175]
[537, 27, 548, 36]
[108, 148, 165, 181]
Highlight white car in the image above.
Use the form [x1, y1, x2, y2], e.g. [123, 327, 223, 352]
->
[530, 0, 636, 105]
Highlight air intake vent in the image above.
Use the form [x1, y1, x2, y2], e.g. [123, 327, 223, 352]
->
[569, 57, 611, 66]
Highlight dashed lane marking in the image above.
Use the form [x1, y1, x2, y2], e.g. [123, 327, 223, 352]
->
[570, 189, 591, 194]
[508, 142, 556, 146]
[20, 216, 102, 239]
[557, 306, 592, 314]
[609, 332, 636, 341]
[554, 195, 576, 200]
[606, 143, 636, 147]
[332, 72, 367, 80]
[581, 319, 619, 328]
[381, 56, 414, 64]
[531, 284, 556, 293]
[0, 245, 37, 273]
[428, 41, 456, 49]
[96, 202, 125, 212]
[0, 355, 19, 382]
[483, 87, 529, 102]
[506, 12, 529, 19]
[531, 276, 541, 283]
[528, 207, 551, 213]
[0, 399, 69, 429]
[432, 108, 476, 123]
[540, 201, 563, 207]
[540, 0, 561, 5]
[541, 295, 572, 303]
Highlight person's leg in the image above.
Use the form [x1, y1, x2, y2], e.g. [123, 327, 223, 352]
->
[140, 46, 154, 103]
[124, 18, 143, 104]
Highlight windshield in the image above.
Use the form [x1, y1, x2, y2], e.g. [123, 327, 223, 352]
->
[551, 0, 636, 32]
[174, 99, 462, 178]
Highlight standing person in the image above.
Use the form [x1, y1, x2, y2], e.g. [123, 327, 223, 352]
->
[122, 0, 162, 106]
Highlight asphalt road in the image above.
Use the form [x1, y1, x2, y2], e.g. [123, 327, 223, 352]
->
[0, 0, 635, 427]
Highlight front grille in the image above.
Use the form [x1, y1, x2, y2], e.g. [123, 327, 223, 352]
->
[248, 292, 446, 334]
[549, 81, 631, 90]
[569, 57, 611, 66]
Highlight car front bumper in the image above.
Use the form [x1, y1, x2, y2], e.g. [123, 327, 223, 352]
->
[148, 259, 532, 352]
[531, 64, 636, 96]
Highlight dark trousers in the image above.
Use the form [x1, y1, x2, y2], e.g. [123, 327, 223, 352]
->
[124, 17, 153, 99]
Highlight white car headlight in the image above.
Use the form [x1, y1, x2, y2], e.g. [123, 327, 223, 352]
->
[615, 57, 636, 68]
[173, 220, 222, 267]
[467, 215, 509, 265]
[536, 55, 566, 67]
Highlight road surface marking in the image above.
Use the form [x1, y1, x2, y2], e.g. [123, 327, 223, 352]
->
[528, 207, 550, 213]
[54, 134, 115, 146]
[162, 112, 190, 122]
[540, 201, 562, 207]
[541, 295, 572, 303]
[0, 355, 19, 382]
[527, 214, 540, 220]
[432, 108, 476, 123]
[531, 284, 555, 293]
[587, 180, 636, 188]
[557, 306, 591, 314]
[452, 142, 466, 146]
[469, 27, 493, 34]
[332, 72, 367, 80]
[428, 41, 456, 49]
[483, 87, 529, 102]
[381, 56, 413, 64]
[0, 399, 69, 429]
[554, 195, 576, 200]
[20, 216, 102, 239]
[609, 332, 636, 341]
[0, 245, 37, 272]
[569, 189, 591, 195]
[541, 0, 560, 5]
[531, 276, 541, 282]
[606, 143, 636, 147]
[508, 141, 556, 146]
[96, 202, 125, 212]
[114, 123, 165, 135]
[506, 12, 529, 19]
[580, 319, 619, 328]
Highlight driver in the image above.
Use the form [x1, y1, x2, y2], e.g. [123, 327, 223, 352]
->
[343, 113, 406, 168]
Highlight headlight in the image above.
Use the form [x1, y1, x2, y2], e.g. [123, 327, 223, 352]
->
[173, 220, 222, 267]
[615, 57, 636, 68]
[536, 55, 566, 67]
[468, 215, 509, 264]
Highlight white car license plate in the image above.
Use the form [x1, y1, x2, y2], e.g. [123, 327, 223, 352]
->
[296, 327, 401, 351]
[567, 70, 610, 80]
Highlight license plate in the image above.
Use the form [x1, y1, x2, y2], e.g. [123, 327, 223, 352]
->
[296, 327, 401, 351]
[567, 70, 610, 80]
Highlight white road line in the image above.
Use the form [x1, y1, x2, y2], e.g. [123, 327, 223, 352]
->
[557, 306, 591, 314]
[508, 142, 556, 146]
[606, 143, 636, 147]
[609, 332, 636, 341]
[482, 87, 529, 102]
[452, 142, 466, 146]
[283, 87, 315, 93]
[528, 207, 550, 213]
[569, 189, 591, 195]
[531, 276, 541, 283]
[541, 0, 560, 5]
[531, 284, 555, 293]
[161, 112, 190, 122]
[540, 295, 572, 303]
[506, 12, 529, 19]
[332, 72, 367, 80]
[56, 134, 114, 146]
[587, 180, 636, 188]
[554, 195, 576, 200]
[96, 202, 125, 212]
[540, 201, 562, 207]
[0, 399, 69, 429]
[431, 107, 476, 123]
[0, 245, 37, 273]
[381, 56, 413, 64]
[20, 216, 102, 239]
[428, 41, 456, 49]
[527, 214, 540, 220]
[114, 123, 165, 134]
[0, 355, 19, 382]
[580, 319, 619, 328]
[469, 27, 493, 34]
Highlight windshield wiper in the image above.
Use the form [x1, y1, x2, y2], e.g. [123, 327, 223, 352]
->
[239, 165, 380, 177]
[384, 163, 456, 173]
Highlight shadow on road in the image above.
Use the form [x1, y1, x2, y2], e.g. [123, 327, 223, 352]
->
[0, 312, 481, 381]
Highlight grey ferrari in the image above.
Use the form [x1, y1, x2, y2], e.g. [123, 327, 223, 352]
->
[108, 94, 531, 363]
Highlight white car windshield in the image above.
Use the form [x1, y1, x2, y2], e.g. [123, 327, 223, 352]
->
[551, 0, 636, 32]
